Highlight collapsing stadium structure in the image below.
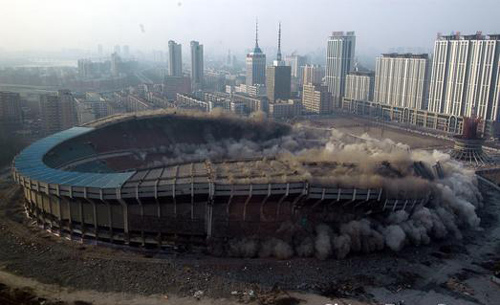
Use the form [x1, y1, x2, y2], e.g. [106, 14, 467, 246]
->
[450, 116, 493, 166]
[12, 111, 483, 258]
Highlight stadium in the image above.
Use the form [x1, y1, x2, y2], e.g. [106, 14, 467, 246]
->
[11, 110, 479, 258]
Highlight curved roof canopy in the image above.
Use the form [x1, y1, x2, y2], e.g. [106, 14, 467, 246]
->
[13, 127, 135, 188]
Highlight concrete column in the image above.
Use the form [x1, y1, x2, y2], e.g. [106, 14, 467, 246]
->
[118, 199, 130, 245]
[46, 194, 54, 229]
[54, 185, 62, 233]
[34, 193, 42, 226]
[30, 190, 37, 217]
[116, 187, 129, 244]
[291, 183, 308, 216]
[259, 184, 272, 221]
[173, 165, 179, 218]
[86, 199, 99, 241]
[225, 185, 234, 224]
[206, 199, 213, 238]
[54, 196, 63, 234]
[154, 180, 162, 247]
[139, 202, 145, 246]
[104, 200, 114, 243]
[79, 200, 85, 239]
[172, 184, 177, 218]
[242, 185, 253, 221]
[25, 188, 33, 216]
[276, 183, 290, 219]
[155, 197, 162, 247]
[342, 188, 358, 207]
[191, 182, 195, 220]
[39, 193, 47, 229]
[392, 199, 399, 212]
[190, 163, 195, 220]
[64, 197, 74, 239]
[311, 188, 326, 209]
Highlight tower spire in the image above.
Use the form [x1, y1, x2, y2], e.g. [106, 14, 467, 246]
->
[277, 22, 282, 61]
[255, 18, 259, 48]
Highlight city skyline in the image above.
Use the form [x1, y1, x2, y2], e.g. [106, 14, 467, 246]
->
[1, 0, 500, 58]
[2, 3, 500, 304]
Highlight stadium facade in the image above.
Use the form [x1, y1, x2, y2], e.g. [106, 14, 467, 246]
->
[12, 112, 430, 247]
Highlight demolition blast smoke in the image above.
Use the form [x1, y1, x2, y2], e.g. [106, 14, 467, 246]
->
[86, 112, 483, 259]
[186, 120, 481, 260]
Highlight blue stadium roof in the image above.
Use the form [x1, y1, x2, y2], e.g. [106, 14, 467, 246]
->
[13, 127, 135, 188]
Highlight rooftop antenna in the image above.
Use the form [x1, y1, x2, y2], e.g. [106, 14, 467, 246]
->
[277, 22, 282, 61]
[255, 18, 259, 48]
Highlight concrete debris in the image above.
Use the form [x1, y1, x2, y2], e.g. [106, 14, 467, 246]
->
[445, 277, 474, 296]
[193, 290, 204, 300]
[491, 275, 500, 286]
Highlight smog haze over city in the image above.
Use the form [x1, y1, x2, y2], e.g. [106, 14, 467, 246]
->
[1, 0, 500, 60]
[1, 1, 500, 305]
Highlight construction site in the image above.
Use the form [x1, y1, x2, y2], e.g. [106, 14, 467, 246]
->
[1, 111, 500, 304]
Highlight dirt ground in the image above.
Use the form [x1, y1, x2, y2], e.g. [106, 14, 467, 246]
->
[1, 119, 499, 305]
[295, 115, 454, 150]
[2, 176, 500, 305]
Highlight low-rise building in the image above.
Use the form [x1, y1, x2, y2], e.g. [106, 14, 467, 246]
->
[302, 84, 332, 114]
[232, 93, 268, 113]
[176, 93, 209, 112]
[268, 99, 302, 119]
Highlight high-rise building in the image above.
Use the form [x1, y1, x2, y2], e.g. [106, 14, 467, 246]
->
[326, 31, 356, 107]
[114, 45, 121, 55]
[267, 23, 291, 102]
[39, 90, 77, 135]
[190, 41, 204, 91]
[303, 65, 325, 86]
[168, 40, 183, 77]
[97, 44, 103, 57]
[374, 53, 430, 109]
[267, 66, 291, 102]
[77, 59, 93, 78]
[246, 21, 266, 86]
[345, 71, 375, 102]
[0, 92, 22, 136]
[302, 84, 332, 114]
[110, 52, 121, 77]
[226, 49, 233, 67]
[123, 45, 130, 58]
[428, 33, 500, 121]
[58, 90, 78, 129]
[285, 54, 307, 79]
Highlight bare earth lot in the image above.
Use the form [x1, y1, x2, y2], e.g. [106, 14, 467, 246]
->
[296, 115, 453, 150]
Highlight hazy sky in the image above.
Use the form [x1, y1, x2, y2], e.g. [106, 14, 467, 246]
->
[1, 0, 499, 56]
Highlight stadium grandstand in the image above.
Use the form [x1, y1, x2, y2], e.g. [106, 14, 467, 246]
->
[12, 110, 435, 248]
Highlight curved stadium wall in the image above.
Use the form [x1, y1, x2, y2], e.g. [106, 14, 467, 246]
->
[12, 113, 426, 247]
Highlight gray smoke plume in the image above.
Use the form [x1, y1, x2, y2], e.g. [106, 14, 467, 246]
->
[95, 111, 482, 259]
[315, 224, 333, 260]
[220, 126, 482, 259]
